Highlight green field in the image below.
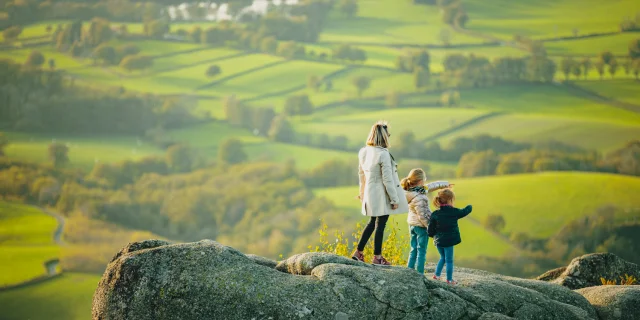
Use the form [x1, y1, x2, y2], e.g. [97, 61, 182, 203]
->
[314, 186, 516, 261]
[0, 202, 60, 287]
[4, 132, 162, 171]
[315, 172, 640, 258]
[463, 0, 637, 40]
[546, 33, 640, 57]
[574, 80, 640, 105]
[0, 273, 101, 320]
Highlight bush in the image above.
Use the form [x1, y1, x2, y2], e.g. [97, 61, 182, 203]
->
[206, 65, 221, 77]
[120, 55, 153, 72]
[25, 51, 45, 68]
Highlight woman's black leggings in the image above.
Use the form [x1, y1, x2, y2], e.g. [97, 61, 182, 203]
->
[356, 215, 390, 255]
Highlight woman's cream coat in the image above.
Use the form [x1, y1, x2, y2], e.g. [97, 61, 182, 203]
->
[358, 146, 409, 217]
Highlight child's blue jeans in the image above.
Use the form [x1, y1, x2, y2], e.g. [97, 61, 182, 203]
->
[435, 246, 454, 281]
[407, 226, 429, 274]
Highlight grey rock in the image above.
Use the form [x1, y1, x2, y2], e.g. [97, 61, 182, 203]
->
[537, 253, 640, 290]
[576, 286, 640, 320]
[478, 313, 514, 320]
[93, 240, 597, 320]
[245, 254, 278, 268]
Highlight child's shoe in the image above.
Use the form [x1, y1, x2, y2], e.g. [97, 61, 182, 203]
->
[351, 250, 365, 262]
[446, 280, 458, 285]
[372, 256, 391, 266]
[432, 275, 441, 281]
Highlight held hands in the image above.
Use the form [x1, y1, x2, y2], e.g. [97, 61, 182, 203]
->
[391, 203, 399, 210]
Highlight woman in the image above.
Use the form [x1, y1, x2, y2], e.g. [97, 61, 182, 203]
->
[352, 121, 409, 266]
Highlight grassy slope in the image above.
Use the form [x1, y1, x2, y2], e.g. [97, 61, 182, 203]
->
[574, 80, 640, 105]
[0, 273, 100, 320]
[314, 186, 515, 261]
[4, 132, 163, 171]
[463, 0, 637, 40]
[0, 202, 59, 287]
[321, 0, 482, 45]
[546, 33, 640, 56]
[315, 172, 640, 257]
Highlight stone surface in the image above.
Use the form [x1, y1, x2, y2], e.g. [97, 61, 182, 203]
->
[576, 286, 640, 320]
[245, 254, 277, 268]
[537, 253, 640, 290]
[93, 240, 598, 320]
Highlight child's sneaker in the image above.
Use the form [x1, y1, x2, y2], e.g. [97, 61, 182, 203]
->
[446, 280, 458, 285]
[432, 275, 441, 281]
[372, 256, 391, 266]
[351, 250, 365, 262]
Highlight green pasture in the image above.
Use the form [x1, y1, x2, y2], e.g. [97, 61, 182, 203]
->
[292, 107, 488, 147]
[314, 186, 516, 261]
[151, 47, 242, 72]
[0, 47, 88, 70]
[0, 21, 65, 42]
[321, 0, 483, 45]
[0, 202, 60, 287]
[4, 132, 162, 171]
[210, 60, 343, 101]
[463, 0, 637, 40]
[546, 33, 639, 57]
[458, 85, 640, 122]
[436, 113, 640, 152]
[0, 273, 101, 320]
[574, 80, 640, 105]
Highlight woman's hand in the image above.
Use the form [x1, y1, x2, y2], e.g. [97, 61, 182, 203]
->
[391, 203, 399, 210]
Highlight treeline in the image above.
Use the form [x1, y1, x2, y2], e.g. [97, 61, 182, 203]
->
[0, 152, 350, 259]
[413, 0, 469, 28]
[0, 58, 199, 135]
[560, 49, 640, 81]
[441, 50, 557, 88]
[464, 206, 640, 277]
[457, 140, 640, 178]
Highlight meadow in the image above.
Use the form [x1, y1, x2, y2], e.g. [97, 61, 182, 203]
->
[0, 202, 60, 287]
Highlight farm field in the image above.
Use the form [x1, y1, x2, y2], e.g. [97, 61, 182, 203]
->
[4, 132, 162, 171]
[463, 0, 637, 40]
[0, 273, 101, 320]
[545, 33, 640, 57]
[0, 202, 59, 287]
[574, 80, 640, 105]
[315, 171, 640, 254]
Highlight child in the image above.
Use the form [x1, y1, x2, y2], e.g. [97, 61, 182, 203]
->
[401, 168, 451, 275]
[427, 188, 472, 285]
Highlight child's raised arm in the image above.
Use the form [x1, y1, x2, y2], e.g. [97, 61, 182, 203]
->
[426, 181, 451, 192]
[456, 205, 472, 219]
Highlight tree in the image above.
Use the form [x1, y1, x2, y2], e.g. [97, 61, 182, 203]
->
[24, 51, 45, 68]
[145, 19, 170, 39]
[277, 41, 305, 59]
[93, 44, 117, 65]
[581, 58, 592, 80]
[608, 59, 619, 79]
[386, 91, 401, 108]
[206, 65, 221, 77]
[284, 95, 313, 115]
[622, 59, 632, 76]
[560, 57, 574, 81]
[46, 25, 53, 33]
[413, 67, 430, 89]
[117, 44, 140, 59]
[120, 55, 154, 72]
[594, 60, 605, 80]
[268, 116, 295, 142]
[218, 138, 247, 165]
[633, 59, 640, 80]
[166, 144, 194, 173]
[599, 51, 614, 65]
[2, 26, 22, 42]
[0, 132, 8, 156]
[307, 75, 321, 92]
[352, 76, 371, 98]
[325, 79, 333, 92]
[483, 214, 506, 233]
[457, 150, 499, 177]
[48, 142, 69, 167]
[260, 37, 278, 53]
[455, 11, 469, 28]
[48, 59, 56, 70]
[628, 38, 640, 60]
[571, 63, 582, 80]
[338, 0, 358, 18]
[190, 26, 202, 43]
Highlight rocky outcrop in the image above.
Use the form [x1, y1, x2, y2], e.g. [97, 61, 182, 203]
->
[536, 253, 640, 290]
[93, 239, 600, 320]
[576, 286, 640, 320]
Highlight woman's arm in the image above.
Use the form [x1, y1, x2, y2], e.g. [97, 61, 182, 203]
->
[358, 162, 365, 202]
[380, 151, 399, 206]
